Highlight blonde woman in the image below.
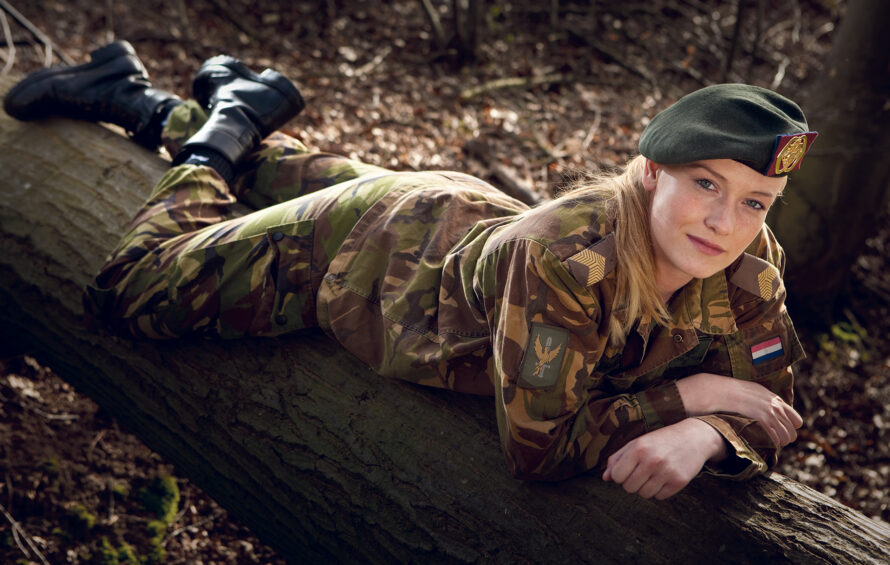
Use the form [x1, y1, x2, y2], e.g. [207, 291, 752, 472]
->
[5, 41, 816, 499]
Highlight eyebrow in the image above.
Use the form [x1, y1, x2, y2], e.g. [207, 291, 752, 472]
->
[689, 163, 727, 184]
[691, 163, 779, 200]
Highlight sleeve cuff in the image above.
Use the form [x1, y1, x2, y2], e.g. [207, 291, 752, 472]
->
[635, 381, 686, 431]
[695, 415, 768, 480]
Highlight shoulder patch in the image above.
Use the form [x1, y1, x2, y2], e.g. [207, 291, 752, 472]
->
[518, 323, 568, 389]
[565, 233, 617, 288]
[730, 253, 781, 301]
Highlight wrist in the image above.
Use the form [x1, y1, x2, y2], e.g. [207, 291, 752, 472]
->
[683, 417, 728, 463]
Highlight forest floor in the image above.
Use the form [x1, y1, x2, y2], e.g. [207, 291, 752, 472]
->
[2, 0, 887, 563]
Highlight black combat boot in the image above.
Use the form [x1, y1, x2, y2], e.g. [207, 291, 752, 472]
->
[172, 56, 305, 179]
[3, 41, 181, 149]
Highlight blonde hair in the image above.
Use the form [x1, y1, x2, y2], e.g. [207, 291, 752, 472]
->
[564, 155, 670, 344]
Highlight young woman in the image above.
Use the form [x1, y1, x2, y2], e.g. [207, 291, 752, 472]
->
[5, 41, 815, 500]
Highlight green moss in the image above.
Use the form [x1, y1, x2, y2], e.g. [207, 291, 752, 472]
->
[144, 544, 166, 565]
[112, 482, 130, 500]
[95, 537, 140, 565]
[41, 457, 60, 476]
[116, 543, 138, 564]
[51, 525, 70, 541]
[96, 537, 119, 565]
[68, 503, 97, 536]
[145, 520, 166, 544]
[818, 309, 869, 365]
[142, 520, 168, 564]
[139, 476, 180, 524]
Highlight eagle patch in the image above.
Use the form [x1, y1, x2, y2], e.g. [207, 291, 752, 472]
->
[518, 323, 568, 389]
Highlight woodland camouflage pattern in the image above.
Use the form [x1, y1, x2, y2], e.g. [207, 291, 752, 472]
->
[86, 101, 804, 482]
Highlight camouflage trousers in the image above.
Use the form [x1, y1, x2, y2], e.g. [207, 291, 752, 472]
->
[86, 100, 399, 339]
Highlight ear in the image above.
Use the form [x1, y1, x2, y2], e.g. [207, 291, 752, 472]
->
[641, 159, 660, 192]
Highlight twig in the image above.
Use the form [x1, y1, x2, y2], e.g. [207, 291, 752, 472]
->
[770, 55, 789, 90]
[0, 501, 51, 565]
[108, 480, 116, 524]
[87, 429, 108, 461]
[104, 0, 114, 44]
[581, 105, 602, 152]
[4, 473, 11, 512]
[204, 0, 258, 41]
[30, 406, 79, 421]
[419, 0, 448, 50]
[0, 0, 74, 66]
[166, 510, 225, 543]
[460, 73, 571, 101]
[563, 26, 660, 97]
[791, 0, 801, 44]
[722, 0, 745, 82]
[175, 0, 190, 42]
[531, 128, 559, 161]
[0, 7, 13, 75]
[353, 45, 392, 77]
[746, 0, 765, 82]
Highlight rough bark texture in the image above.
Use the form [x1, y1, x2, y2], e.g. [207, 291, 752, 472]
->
[1, 76, 889, 563]
[768, 0, 890, 314]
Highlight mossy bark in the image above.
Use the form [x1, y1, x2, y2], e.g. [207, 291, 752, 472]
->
[2, 76, 889, 563]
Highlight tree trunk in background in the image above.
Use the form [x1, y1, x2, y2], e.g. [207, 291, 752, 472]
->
[1, 76, 889, 563]
[768, 0, 890, 319]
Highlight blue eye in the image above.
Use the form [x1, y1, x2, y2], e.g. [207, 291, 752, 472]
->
[696, 179, 715, 191]
[745, 199, 766, 211]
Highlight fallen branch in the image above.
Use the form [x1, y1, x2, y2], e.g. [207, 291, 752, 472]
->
[464, 137, 543, 205]
[459, 72, 572, 101]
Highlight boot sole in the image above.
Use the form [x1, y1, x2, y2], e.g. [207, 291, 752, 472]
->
[4, 41, 144, 121]
[193, 55, 306, 119]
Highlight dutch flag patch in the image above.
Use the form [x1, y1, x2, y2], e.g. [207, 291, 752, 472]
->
[751, 337, 784, 364]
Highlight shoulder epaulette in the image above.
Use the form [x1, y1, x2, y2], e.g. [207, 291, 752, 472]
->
[565, 233, 617, 288]
[729, 253, 781, 301]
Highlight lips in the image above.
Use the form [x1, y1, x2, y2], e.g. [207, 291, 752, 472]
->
[687, 234, 725, 256]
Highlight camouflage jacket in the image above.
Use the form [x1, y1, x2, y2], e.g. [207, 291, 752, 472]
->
[315, 177, 804, 482]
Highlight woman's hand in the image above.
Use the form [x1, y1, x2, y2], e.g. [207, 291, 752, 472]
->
[602, 418, 726, 499]
[676, 372, 802, 448]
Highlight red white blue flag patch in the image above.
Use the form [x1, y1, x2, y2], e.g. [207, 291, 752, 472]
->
[751, 337, 783, 364]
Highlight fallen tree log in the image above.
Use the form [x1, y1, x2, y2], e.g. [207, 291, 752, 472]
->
[1, 76, 888, 563]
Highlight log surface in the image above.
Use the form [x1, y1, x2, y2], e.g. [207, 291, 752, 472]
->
[1, 76, 888, 563]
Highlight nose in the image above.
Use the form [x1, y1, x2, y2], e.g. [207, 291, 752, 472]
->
[704, 199, 732, 235]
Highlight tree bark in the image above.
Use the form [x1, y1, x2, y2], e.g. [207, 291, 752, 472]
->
[1, 76, 889, 563]
[768, 0, 890, 317]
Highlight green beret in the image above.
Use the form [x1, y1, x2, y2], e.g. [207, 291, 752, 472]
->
[639, 83, 817, 177]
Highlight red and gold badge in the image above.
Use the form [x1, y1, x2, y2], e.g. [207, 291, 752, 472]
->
[764, 132, 818, 176]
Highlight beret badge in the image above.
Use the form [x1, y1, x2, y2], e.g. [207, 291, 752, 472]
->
[764, 132, 819, 176]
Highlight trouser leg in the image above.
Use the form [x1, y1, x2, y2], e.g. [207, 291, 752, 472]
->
[86, 102, 394, 339]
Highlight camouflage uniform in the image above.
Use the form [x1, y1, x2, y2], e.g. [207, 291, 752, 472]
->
[86, 101, 804, 482]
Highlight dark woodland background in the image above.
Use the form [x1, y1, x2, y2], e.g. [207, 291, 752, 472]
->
[1, 0, 888, 563]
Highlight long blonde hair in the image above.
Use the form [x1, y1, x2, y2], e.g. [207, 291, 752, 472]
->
[566, 155, 670, 344]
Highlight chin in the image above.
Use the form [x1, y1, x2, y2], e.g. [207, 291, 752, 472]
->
[682, 260, 729, 281]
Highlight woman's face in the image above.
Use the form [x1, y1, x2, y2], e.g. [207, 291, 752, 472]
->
[642, 158, 787, 299]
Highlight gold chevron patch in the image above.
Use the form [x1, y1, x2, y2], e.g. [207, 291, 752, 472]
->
[757, 267, 777, 300]
[574, 249, 606, 286]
